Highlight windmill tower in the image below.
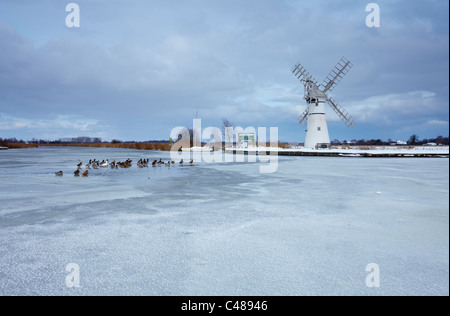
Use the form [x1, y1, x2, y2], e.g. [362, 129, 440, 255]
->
[292, 57, 356, 149]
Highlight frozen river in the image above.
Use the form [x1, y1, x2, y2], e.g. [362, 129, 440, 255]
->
[0, 147, 448, 296]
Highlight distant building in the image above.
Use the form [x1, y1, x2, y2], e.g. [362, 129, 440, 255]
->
[397, 140, 407, 145]
[238, 133, 256, 149]
[425, 142, 437, 146]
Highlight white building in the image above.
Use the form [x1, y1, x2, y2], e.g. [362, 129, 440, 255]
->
[238, 133, 256, 149]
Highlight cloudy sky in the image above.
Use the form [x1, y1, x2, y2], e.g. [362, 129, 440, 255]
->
[0, 0, 448, 142]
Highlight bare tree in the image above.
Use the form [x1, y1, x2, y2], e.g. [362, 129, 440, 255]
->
[408, 134, 419, 145]
[223, 119, 234, 147]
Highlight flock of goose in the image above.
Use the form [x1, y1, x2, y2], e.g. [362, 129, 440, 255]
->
[55, 158, 194, 177]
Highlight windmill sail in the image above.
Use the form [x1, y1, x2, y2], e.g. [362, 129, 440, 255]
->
[327, 98, 356, 127]
[292, 63, 318, 85]
[320, 57, 353, 93]
[298, 108, 309, 127]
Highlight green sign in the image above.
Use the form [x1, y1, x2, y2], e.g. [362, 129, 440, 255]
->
[238, 133, 255, 143]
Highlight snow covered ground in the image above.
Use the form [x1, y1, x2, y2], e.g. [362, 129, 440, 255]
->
[0, 146, 448, 296]
[227, 146, 450, 155]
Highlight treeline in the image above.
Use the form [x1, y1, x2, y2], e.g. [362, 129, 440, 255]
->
[1, 134, 448, 149]
[330, 135, 449, 146]
[0, 137, 171, 145]
[1, 137, 27, 146]
[0, 136, 171, 150]
[1, 136, 103, 145]
[405, 135, 449, 146]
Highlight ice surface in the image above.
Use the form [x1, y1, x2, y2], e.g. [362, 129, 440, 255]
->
[0, 147, 448, 296]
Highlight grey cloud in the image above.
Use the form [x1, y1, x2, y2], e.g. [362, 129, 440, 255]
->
[0, 0, 448, 141]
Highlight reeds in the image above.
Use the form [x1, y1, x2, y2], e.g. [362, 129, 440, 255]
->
[38, 142, 171, 151]
[3, 143, 39, 149]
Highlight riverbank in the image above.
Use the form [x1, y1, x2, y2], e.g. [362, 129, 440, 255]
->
[225, 145, 450, 158]
[0, 142, 171, 151]
[1, 143, 38, 149]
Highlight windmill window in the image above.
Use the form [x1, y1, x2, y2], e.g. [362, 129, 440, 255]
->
[317, 127, 321, 131]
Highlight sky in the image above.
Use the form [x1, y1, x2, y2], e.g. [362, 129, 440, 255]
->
[0, 0, 448, 143]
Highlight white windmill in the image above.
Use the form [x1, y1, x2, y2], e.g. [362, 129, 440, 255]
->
[292, 57, 356, 149]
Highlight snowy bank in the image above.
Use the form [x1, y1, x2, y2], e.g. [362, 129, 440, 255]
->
[225, 146, 449, 157]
